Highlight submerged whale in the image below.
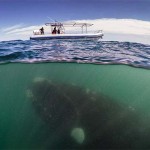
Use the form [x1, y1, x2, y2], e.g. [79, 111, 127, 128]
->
[27, 77, 150, 149]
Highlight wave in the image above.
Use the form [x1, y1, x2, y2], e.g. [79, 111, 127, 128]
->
[0, 40, 150, 69]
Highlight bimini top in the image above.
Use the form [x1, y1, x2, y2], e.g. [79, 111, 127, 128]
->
[45, 22, 93, 27]
[45, 22, 94, 34]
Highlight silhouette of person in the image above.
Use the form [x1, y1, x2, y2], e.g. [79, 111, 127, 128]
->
[40, 27, 44, 34]
[57, 29, 60, 34]
[52, 27, 57, 34]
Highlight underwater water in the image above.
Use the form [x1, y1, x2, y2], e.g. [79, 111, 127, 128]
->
[0, 40, 150, 149]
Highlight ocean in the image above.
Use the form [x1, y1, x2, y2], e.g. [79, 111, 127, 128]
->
[0, 39, 150, 149]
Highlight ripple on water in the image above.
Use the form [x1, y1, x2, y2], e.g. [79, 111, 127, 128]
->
[0, 40, 150, 68]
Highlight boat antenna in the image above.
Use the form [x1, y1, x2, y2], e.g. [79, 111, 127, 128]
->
[47, 17, 60, 23]
[47, 17, 56, 23]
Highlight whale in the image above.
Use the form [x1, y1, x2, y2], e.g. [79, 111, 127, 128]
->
[27, 77, 150, 149]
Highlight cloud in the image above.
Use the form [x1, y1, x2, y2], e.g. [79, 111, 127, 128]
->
[0, 18, 150, 44]
[72, 18, 150, 36]
[5, 25, 43, 35]
[1, 24, 25, 32]
[0, 24, 44, 41]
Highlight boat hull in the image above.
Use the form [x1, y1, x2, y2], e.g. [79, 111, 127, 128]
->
[30, 33, 103, 40]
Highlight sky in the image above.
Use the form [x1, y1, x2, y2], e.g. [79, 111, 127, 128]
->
[0, 0, 150, 44]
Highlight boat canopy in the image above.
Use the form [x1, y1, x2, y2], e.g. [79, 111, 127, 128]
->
[45, 22, 93, 27]
[45, 22, 93, 34]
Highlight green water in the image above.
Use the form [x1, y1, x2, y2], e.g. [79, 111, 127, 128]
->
[0, 62, 150, 149]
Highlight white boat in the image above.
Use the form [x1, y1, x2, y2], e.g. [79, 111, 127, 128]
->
[30, 22, 104, 40]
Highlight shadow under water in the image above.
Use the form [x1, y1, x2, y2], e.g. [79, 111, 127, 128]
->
[27, 77, 150, 149]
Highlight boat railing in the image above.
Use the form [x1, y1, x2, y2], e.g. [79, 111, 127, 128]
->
[33, 30, 66, 35]
[94, 30, 103, 33]
[33, 29, 103, 35]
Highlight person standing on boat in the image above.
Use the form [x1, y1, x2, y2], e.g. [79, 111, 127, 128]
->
[57, 28, 60, 34]
[52, 27, 57, 34]
[40, 27, 44, 35]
